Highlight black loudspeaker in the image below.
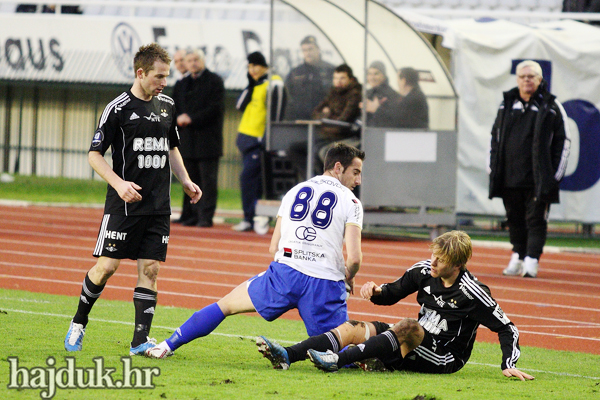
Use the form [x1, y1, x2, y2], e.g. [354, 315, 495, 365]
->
[264, 151, 298, 200]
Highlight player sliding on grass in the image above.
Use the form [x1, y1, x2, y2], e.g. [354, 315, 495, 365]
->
[257, 230, 534, 381]
[145, 143, 364, 359]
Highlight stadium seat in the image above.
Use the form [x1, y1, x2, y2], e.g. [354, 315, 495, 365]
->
[135, 0, 155, 18]
[406, 0, 429, 8]
[495, 0, 519, 10]
[460, 0, 482, 9]
[443, 0, 464, 8]
[422, 0, 446, 8]
[478, 0, 500, 9]
[46, 0, 570, 20]
[537, 0, 563, 12]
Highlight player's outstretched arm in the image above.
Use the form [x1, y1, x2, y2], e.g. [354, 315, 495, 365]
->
[169, 148, 202, 204]
[360, 281, 382, 300]
[89, 151, 142, 203]
[502, 368, 534, 381]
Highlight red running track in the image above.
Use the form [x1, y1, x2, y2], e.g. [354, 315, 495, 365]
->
[0, 204, 599, 355]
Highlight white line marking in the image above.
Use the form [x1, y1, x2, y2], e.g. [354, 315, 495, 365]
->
[1, 307, 598, 380]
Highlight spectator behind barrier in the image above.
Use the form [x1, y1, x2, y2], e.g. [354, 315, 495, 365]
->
[363, 61, 401, 128]
[284, 35, 335, 121]
[288, 63, 362, 179]
[390, 67, 429, 129]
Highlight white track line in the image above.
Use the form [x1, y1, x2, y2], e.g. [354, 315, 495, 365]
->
[2, 272, 599, 333]
[4, 261, 600, 317]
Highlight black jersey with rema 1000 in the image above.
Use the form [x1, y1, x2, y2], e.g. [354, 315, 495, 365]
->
[371, 260, 521, 371]
[89, 90, 180, 216]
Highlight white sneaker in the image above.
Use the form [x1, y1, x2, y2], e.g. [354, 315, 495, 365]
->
[523, 256, 539, 278]
[232, 221, 252, 232]
[503, 253, 523, 276]
[144, 341, 173, 359]
[253, 216, 270, 235]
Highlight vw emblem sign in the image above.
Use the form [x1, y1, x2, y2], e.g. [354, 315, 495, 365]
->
[111, 22, 142, 79]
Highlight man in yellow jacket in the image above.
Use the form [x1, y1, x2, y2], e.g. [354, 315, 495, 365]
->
[233, 51, 285, 233]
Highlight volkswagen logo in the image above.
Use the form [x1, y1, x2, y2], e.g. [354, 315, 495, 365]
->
[295, 226, 317, 241]
[111, 22, 142, 79]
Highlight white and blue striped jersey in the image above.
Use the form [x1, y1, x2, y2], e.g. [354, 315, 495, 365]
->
[274, 175, 363, 282]
[372, 260, 520, 370]
[89, 90, 180, 216]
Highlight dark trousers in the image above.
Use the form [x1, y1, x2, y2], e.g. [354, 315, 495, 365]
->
[181, 157, 220, 225]
[502, 188, 550, 260]
[236, 133, 263, 223]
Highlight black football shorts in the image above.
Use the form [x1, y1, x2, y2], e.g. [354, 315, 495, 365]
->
[371, 320, 465, 374]
[92, 214, 170, 261]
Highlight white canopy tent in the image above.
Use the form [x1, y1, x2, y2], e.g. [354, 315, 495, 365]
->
[264, 0, 459, 225]
[270, 0, 457, 131]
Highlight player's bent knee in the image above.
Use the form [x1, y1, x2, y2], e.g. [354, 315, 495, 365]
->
[340, 320, 371, 344]
[94, 259, 119, 279]
[391, 318, 421, 339]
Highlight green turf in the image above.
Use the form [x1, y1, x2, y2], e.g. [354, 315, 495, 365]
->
[0, 174, 242, 211]
[1, 288, 598, 400]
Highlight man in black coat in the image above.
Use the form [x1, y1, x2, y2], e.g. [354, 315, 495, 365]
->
[393, 67, 429, 129]
[173, 49, 225, 227]
[488, 60, 570, 277]
[284, 35, 335, 121]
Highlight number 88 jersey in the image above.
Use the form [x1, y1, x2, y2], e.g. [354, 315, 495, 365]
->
[274, 175, 363, 281]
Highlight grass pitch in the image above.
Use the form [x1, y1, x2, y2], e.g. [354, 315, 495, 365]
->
[1, 288, 599, 400]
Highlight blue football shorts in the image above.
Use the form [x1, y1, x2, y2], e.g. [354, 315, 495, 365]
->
[247, 261, 348, 337]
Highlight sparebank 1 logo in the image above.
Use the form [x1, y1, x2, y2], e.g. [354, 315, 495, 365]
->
[511, 59, 600, 192]
[111, 22, 142, 79]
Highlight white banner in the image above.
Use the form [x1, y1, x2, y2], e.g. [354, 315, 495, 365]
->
[0, 13, 338, 90]
[447, 18, 600, 223]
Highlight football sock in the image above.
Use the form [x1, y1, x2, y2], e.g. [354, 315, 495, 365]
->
[165, 303, 225, 351]
[73, 273, 105, 327]
[131, 287, 158, 347]
[336, 330, 400, 367]
[287, 331, 341, 364]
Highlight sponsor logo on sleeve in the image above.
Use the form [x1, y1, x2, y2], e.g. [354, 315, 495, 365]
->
[493, 304, 511, 324]
[91, 130, 103, 148]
